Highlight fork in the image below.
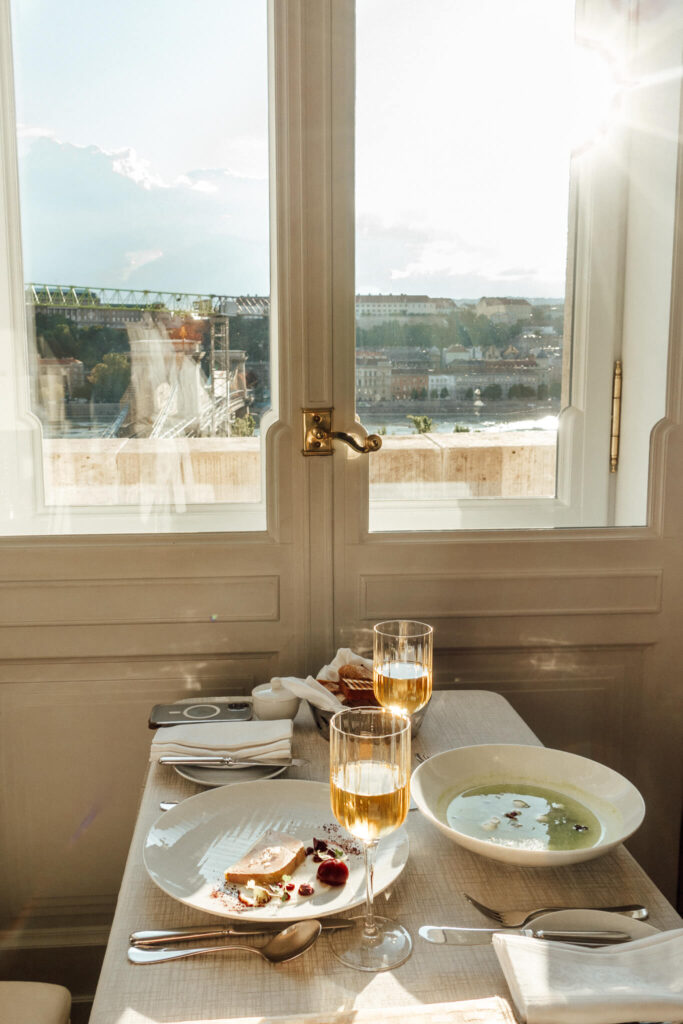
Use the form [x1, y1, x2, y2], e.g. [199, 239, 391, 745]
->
[463, 892, 649, 927]
[409, 751, 431, 810]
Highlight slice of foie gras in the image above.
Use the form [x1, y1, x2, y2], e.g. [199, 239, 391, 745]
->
[225, 829, 306, 885]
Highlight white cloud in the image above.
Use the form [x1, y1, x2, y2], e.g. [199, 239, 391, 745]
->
[107, 148, 216, 193]
[16, 123, 58, 140]
[122, 249, 164, 281]
[176, 176, 218, 194]
[385, 234, 563, 292]
[17, 136, 270, 294]
[109, 148, 167, 190]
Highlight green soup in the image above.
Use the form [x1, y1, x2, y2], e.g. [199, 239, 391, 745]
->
[445, 783, 602, 851]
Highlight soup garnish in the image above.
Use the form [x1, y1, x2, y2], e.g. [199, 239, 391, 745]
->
[445, 783, 602, 851]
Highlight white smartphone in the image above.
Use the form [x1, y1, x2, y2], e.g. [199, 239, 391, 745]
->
[148, 700, 253, 728]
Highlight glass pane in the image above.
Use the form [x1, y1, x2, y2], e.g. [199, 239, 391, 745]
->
[9, 0, 270, 530]
[356, 0, 573, 522]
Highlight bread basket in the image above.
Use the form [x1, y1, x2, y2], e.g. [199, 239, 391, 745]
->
[310, 701, 429, 740]
[309, 647, 430, 739]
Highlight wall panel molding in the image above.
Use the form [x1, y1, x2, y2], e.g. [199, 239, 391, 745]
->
[0, 652, 280, 936]
[360, 569, 662, 619]
[0, 574, 280, 627]
[433, 643, 643, 778]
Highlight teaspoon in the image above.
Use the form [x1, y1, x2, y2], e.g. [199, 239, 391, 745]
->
[127, 919, 322, 965]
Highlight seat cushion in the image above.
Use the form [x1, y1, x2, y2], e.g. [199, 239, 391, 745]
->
[0, 981, 71, 1024]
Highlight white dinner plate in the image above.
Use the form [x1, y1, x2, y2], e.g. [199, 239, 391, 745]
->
[173, 762, 286, 788]
[143, 779, 410, 922]
[163, 696, 288, 787]
[530, 909, 657, 940]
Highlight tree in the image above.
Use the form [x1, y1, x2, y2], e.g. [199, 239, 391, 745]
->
[440, 386, 449, 398]
[231, 412, 256, 437]
[508, 383, 535, 399]
[482, 383, 502, 400]
[227, 316, 270, 363]
[87, 353, 130, 402]
[407, 414, 433, 434]
[34, 313, 129, 369]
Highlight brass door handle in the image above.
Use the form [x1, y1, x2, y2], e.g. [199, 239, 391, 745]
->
[302, 409, 382, 456]
[331, 430, 382, 454]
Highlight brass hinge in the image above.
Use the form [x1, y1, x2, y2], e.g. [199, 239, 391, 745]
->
[610, 359, 622, 473]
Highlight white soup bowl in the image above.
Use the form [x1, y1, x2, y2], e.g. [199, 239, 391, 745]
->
[410, 743, 645, 867]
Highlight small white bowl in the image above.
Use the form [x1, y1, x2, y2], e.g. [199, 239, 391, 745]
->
[411, 744, 645, 866]
[251, 680, 301, 720]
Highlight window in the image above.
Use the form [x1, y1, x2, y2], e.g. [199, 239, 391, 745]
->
[355, 0, 681, 530]
[0, 0, 680, 536]
[3, 0, 272, 534]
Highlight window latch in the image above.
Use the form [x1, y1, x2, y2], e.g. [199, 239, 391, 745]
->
[302, 409, 382, 456]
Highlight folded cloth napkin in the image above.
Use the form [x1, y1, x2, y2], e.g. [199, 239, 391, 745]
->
[492, 928, 683, 1024]
[150, 719, 293, 763]
[317, 647, 372, 682]
[276, 675, 344, 713]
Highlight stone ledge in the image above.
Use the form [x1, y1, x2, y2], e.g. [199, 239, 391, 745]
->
[42, 432, 556, 505]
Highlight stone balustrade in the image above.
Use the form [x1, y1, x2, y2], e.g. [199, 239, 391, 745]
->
[42, 431, 556, 506]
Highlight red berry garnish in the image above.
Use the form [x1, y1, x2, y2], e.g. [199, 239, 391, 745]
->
[316, 858, 349, 886]
[298, 883, 315, 896]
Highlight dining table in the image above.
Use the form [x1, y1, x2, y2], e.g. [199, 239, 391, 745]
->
[89, 689, 683, 1024]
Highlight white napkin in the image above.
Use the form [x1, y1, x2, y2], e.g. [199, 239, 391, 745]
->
[492, 928, 683, 1024]
[277, 648, 372, 713]
[150, 720, 293, 762]
[317, 647, 372, 682]
[277, 675, 344, 713]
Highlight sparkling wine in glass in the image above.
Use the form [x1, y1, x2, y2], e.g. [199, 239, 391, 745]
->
[373, 620, 433, 716]
[329, 707, 412, 971]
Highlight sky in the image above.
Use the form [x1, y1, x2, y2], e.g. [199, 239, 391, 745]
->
[11, 0, 576, 300]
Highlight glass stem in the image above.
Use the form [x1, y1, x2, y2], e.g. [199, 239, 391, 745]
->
[362, 840, 379, 941]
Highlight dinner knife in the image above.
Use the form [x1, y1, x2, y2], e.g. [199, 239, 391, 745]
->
[130, 917, 354, 945]
[419, 925, 631, 946]
[158, 755, 309, 769]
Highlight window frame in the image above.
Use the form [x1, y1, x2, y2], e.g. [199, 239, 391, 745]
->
[361, 0, 681, 533]
[0, 0, 276, 536]
[0, 0, 680, 539]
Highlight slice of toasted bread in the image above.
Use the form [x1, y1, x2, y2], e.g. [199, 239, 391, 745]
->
[317, 677, 343, 696]
[225, 829, 306, 885]
[337, 676, 380, 707]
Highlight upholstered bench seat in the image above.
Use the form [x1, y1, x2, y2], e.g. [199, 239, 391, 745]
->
[0, 981, 71, 1024]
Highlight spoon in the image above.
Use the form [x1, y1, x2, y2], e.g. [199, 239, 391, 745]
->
[127, 919, 322, 965]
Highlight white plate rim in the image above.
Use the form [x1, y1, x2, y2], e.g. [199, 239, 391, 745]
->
[173, 762, 286, 788]
[143, 778, 410, 921]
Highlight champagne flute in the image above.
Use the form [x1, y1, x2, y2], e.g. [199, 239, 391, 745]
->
[373, 620, 433, 716]
[329, 707, 412, 971]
